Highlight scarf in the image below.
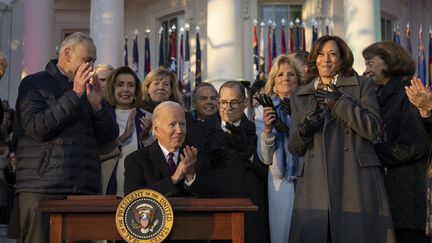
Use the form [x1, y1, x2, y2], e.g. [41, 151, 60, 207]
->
[273, 98, 299, 179]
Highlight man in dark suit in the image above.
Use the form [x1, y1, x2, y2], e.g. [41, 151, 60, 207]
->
[124, 101, 209, 197]
[190, 81, 270, 243]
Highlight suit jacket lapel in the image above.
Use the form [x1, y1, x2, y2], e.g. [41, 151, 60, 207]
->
[149, 142, 172, 178]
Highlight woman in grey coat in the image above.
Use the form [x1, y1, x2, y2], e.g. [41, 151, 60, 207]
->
[288, 35, 395, 243]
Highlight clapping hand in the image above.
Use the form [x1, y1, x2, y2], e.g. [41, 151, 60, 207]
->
[315, 84, 342, 110]
[139, 116, 152, 139]
[405, 77, 432, 117]
[298, 107, 324, 138]
[255, 94, 289, 133]
[263, 107, 277, 134]
[172, 146, 198, 184]
[207, 146, 229, 164]
[119, 109, 137, 143]
[225, 122, 254, 159]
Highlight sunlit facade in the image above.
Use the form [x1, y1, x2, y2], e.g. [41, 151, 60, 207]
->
[0, 0, 430, 107]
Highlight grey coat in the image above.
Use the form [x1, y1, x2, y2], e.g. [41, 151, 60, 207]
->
[288, 75, 395, 243]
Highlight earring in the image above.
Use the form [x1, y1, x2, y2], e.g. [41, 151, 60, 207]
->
[273, 86, 278, 94]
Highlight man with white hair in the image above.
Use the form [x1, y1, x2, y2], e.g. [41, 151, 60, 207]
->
[124, 101, 210, 197]
[14, 32, 119, 242]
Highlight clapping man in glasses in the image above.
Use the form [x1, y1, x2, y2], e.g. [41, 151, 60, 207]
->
[192, 81, 270, 243]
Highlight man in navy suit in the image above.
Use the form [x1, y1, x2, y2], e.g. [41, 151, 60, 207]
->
[124, 101, 210, 197]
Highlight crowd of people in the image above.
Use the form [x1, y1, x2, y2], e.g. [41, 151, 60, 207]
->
[1, 31, 432, 243]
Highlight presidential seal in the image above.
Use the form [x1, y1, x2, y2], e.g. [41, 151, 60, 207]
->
[116, 189, 174, 242]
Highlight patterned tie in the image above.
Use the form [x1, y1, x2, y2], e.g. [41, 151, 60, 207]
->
[167, 152, 176, 174]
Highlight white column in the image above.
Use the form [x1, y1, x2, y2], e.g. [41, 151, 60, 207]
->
[23, 0, 55, 76]
[343, 0, 380, 73]
[90, 0, 124, 67]
[206, 0, 244, 89]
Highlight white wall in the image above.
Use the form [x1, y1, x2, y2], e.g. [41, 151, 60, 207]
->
[2, 0, 432, 106]
[0, 0, 24, 107]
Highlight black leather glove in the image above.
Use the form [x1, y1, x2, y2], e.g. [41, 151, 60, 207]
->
[298, 108, 324, 138]
[279, 97, 291, 116]
[207, 146, 230, 163]
[315, 84, 342, 110]
[225, 122, 254, 159]
[204, 128, 230, 164]
[255, 94, 289, 134]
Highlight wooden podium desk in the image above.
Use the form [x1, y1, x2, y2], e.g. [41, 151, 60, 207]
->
[37, 196, 257, 242]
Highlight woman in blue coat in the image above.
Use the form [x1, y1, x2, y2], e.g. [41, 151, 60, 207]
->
[254, 55, 303, 243]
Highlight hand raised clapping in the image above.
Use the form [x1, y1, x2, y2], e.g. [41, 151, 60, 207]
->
[119, 109, 137, 143]
[263, 107, 276, 134]
[139, 116, 152, 139]
[405, 77, 432, 117]
[171, 146, 198, 184]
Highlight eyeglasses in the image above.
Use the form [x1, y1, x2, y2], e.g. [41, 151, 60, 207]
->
[219, 99, 244, 109]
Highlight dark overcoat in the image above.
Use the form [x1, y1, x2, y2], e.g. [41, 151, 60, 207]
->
[288, 75, 396, 243]
[374, 77, 428, 230]
[188, 113, 270, 243]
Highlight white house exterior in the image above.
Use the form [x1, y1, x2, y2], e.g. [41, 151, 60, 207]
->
[0, 0, 431, 107]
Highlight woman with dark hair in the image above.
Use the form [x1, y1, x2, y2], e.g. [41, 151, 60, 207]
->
[141, 67, 184, 113]
[363, 41, 429, 243]
[102, 66, 153, 197]
[288, 35, 395, 243]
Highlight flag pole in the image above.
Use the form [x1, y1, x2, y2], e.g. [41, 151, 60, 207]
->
[252, 19, 259, 81]
[179, 27, 185, 92]
[184, 23, 191, 92]
[281, 18, 287, 55]
[144, 28, 151, 78]
[158, 27, 164, 67]
[418, 24, 426, 85]
[259, 21, 265, 80]
[289, 21, 294, 53]
[267, 19, 272, 77]
[132, 29, 139, 73]
[272, 21, 277, 60]
[124, 34, 128, 66]
[195, 25, 202, 86]
[311, 18, 318, 46]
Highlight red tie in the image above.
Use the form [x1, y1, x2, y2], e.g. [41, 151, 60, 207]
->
[167, 152, 176, 174]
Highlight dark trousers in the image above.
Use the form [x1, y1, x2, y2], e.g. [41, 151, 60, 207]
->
[395, 228, 428, 243]
[18, 192, 66, 243]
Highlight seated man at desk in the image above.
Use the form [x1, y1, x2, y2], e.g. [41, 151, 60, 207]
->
[124, 101, 210, 197]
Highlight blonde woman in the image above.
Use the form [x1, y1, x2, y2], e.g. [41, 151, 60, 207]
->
[141, 67, 184, 113]
[255, 55, 303, 243]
